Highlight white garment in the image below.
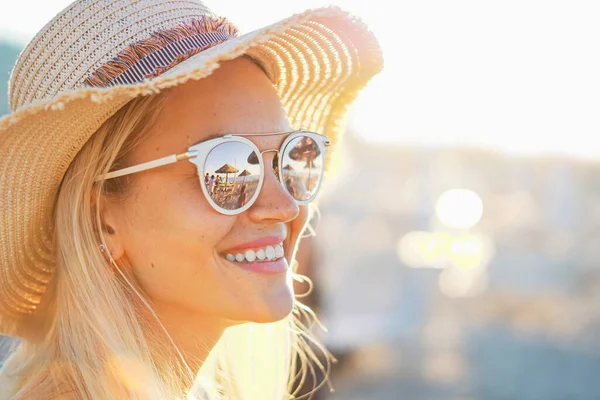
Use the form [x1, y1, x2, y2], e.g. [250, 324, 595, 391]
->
[208, 177, 216, 194]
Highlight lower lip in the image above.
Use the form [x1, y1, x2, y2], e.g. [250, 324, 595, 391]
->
[226, 257, 289, 274]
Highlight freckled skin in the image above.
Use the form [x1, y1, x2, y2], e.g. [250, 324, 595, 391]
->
[101, 58, 309, 327]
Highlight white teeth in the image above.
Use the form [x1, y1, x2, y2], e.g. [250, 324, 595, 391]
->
[275, 244, 284, 258]
[265, 246, 276, 260]
[225, 243, 285, 263]
[245, 249, 256, 262]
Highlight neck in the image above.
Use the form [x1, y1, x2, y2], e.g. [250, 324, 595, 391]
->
[151, 302, 231, 375]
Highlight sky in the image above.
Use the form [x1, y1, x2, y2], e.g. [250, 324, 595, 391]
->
[2, 0, 600, 159]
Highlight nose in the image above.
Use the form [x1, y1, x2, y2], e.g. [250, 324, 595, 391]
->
[246, 150, 299, 223]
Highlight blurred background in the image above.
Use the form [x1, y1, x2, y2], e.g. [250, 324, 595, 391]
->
[3, 1, 600, 399]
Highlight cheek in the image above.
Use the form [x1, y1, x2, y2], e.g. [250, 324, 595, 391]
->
[121, 177, 235, 277]
[131, 175, 223, 230]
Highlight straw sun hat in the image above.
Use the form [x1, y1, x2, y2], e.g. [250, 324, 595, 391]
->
[0, 0, 383, 336]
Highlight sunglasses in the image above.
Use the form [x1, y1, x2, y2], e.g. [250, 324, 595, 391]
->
[95, 129, 330, 215]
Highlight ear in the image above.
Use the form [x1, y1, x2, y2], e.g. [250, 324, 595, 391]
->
[99, 201, 126, 262]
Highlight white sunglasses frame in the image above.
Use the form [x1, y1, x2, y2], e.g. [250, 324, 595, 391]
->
[95, 129, 330, 215]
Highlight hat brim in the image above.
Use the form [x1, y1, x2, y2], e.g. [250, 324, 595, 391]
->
[0, 6, 383, 336]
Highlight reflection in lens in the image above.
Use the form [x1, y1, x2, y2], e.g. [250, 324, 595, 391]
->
[203, 142, 261, 211]
[282, 136, 323, 202]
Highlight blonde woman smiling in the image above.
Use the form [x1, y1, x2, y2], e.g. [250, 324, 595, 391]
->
[0, 0, 382, 398]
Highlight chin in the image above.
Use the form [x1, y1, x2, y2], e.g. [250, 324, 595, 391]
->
[246, 293, 295, 324]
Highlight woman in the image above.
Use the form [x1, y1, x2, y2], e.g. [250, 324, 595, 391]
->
[209, 174, 217, 197]
[0, 0, 382, 398]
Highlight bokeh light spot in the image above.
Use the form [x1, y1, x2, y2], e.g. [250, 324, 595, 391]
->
[435, 189, 483, 229]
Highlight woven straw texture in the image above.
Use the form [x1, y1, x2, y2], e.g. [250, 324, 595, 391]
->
[0, 0, 383, 336]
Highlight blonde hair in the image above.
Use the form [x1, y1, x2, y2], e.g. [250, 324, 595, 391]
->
[0, 91, 331, 399]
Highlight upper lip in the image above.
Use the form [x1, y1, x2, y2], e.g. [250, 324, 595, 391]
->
[225, 235, 286, 253]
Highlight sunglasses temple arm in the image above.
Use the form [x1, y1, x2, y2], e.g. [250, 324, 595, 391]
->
[94, 152, 197, 182]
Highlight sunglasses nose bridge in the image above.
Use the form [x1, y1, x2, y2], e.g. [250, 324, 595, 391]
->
[259, 148, 281, 179]
[259, 148, 279, 156]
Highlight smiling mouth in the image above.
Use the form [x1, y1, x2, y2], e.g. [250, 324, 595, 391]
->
[223, 243, 285, 263]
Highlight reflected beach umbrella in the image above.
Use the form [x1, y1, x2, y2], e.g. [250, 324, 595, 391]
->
[289, 137, 320, 189]
[238, 169, 251, 185]
[288, 137, 320, 163]
[282, 164, 297, 177]
[303, 160, 319, 191]
[215, 164, 239, 186]
[304, 159, 318, 169]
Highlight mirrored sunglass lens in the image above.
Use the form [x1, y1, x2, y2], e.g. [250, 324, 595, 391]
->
[281, 136, 324, 202]
[203, 142, 261, 211]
